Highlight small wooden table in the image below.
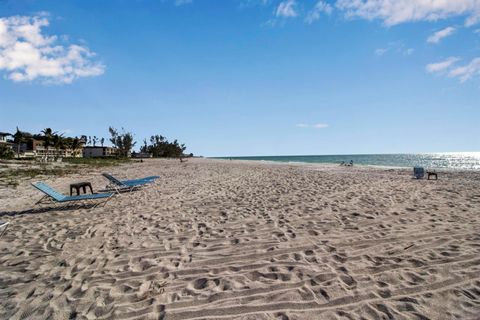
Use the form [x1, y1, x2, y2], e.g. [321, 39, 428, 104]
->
[70, 182, 94, 196]
[427, 171, 438, 180]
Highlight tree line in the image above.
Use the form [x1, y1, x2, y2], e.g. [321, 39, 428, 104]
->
[107, 127, 190, 158]
[0, 126, 190, 159]
[140, 134, 188, 158]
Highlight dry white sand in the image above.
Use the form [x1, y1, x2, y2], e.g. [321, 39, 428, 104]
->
[1, 158, 479, 320]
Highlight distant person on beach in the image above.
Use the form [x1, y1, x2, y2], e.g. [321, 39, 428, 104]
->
[349, 160, 354, 166]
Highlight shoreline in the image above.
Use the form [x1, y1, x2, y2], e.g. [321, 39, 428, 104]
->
[209, 157, 480, 173]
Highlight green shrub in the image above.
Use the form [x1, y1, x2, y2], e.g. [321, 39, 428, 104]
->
[0, 144, 14, 159]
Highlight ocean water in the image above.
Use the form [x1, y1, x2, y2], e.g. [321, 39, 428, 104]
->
[215, 153, 480, 170]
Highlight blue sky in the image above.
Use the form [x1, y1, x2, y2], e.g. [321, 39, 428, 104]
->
[1, 0, 479, 156]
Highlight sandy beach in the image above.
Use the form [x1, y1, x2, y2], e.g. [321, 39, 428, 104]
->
[1, 158, 479, 320]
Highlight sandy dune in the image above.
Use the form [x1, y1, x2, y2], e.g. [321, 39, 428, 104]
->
[1, 158, 479, 319]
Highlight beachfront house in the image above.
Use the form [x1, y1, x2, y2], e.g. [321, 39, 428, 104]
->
[83, 146, 120, 158]
[0, 132, 12, 144]
[30, 139, 81, 158]
[0, 132, 15, 154]
[11, 137, 84, 159]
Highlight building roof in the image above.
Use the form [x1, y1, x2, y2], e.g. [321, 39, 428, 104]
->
[0, 132, 12, 136]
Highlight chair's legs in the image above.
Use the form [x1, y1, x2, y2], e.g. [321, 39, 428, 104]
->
[34, 196, 113, 211]
[94, 195, 113, 208]
[107, 184, 121, 195]
[35, 195, 48, 205]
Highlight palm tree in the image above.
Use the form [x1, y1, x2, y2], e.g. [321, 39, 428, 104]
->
[71, 137, 82, 157]
[63, 137, 73, 157]
[41, 128, 55, 158]
[141, 138, 148, 153]
[100, 137, 105, 147]
[13, 127, 25, 159]
[52, 133, 65, 159]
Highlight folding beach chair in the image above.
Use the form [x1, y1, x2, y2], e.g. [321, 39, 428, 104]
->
[0, 221, 9, 238]
[413, 167, 425, 179]
[32, 182, 114, 208]
[102, 173, 159, 192]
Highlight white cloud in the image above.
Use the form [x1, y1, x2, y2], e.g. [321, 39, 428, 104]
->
[427, 26, 456, 44]
[374, 41, 414, 57]
[426, 56, 480, 82]
[335, 0, 480, 26]
[305, 1, 333, 24]
[276, 0, 298, 18]
[375, 48, 388, 56]
[296, 123, 329, 128]
[449, 57, 480, 82]
[426, 57, 460, 73]
[0, 15, 104, 84]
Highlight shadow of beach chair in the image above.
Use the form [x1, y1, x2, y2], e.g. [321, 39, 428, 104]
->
[32, 182, 114, 208]
[102, 173, 159, 192]
[414, 167, 425, 179]
[0, 221, 9, 238]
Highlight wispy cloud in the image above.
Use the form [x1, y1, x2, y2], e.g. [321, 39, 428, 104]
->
[426, 57, 460, 73]
[335, 0, 480, 26]
[61, 129, 74, 134]
[276, 0, 298, 18]
[404, 48, 414, 56]
[246, 0, 480, 30]
[173, 1, 480, 28]
[449, 57, 480, 82]
[305, 1, 333, 24]
[374, 41, 414, 57]
[296, 123, 329, 129]
[427, 26, 456, 44]
[426, 56, 480, 82]
[375, 48, 388, 56]
[0, 15, 104, 84]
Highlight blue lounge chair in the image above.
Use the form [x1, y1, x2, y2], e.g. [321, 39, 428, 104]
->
[0, 221, 9, 238]
[102, 173, 159, 192]
[32, 182, 114, 207]
[413, 167, 425, 179]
